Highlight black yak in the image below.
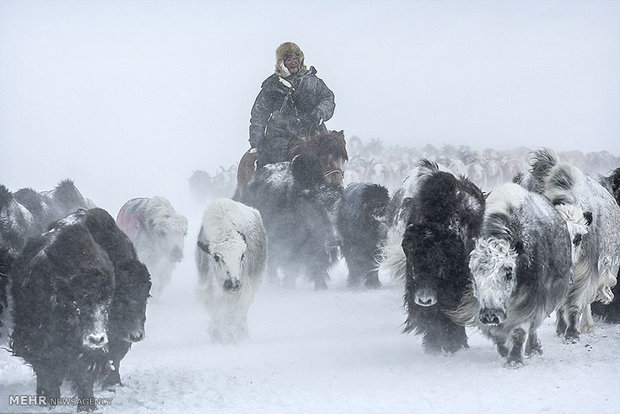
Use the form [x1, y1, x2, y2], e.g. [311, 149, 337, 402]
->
[401, 161, 485, 353]
[0, 184, 36, 254]
[10, 208, 151, 410]
[338, 182, 390, 289]
[378, 160, 453, 283]
[10, 215, 115, 411]
[236, 153, 343, 290]
[0, 245, 14, 341]
[80, 208, 152, 388]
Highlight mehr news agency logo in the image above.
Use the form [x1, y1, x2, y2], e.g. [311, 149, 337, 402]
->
[8, 394, 113, 407]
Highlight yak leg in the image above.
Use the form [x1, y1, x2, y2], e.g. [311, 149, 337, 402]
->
[72, 373, 97, 412]
[266, 257, 281, 286]
[418, 308, 467, 353]
[580, 303, 595, 333]
[343, 253, 363, 288]
[505, 327, 526, 367]
[363, 254, 382, 289]
[556, 306, 568, 337]
[282, 261, 300, 289]
[304, 255, 328, 290]
[525, 329, 543, 356]
[34, 363, 63, 404]
[565, 305, 582, 342]
[102, 341, 131, 388]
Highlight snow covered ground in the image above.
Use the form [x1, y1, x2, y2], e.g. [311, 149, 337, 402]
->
[1, 251, 619, 414]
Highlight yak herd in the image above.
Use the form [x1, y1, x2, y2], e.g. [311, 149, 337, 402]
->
[1, 135, 620, 410]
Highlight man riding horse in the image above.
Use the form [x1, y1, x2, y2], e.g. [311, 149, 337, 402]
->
[249, 42, 336, 168]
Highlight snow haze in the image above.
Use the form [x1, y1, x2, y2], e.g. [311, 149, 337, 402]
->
[1, 1, 620, 413]
[1, 0, 619, 211]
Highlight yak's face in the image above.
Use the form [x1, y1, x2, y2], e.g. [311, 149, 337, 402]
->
[469, 237, 519, 325]
[301, 183, 343, 251]
[197, 230, 246, 294]
[109, 261, 151, 343]
[403, 223, 467, 307]
[64, 268, 114, 350]
[363, 186, 390, 223]
[148, 213, 188, 264]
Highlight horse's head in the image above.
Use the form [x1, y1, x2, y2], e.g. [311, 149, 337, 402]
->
[289, 130, 348, 187]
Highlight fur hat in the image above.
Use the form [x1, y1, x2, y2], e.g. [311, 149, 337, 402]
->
[275, 42, 308, 77]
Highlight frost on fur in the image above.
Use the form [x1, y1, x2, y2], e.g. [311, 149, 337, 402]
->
[195, 198, 267, 343]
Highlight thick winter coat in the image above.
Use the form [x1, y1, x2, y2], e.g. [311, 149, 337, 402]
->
[195, 198, 266, 343]
[338, 182, 390, 288]
[454, 184, 572, 366]
[592, 167, 620, 323]
[378, 160, 453, 282]
[249, 66, 335, 165]
[80, 208, 152, 388]
[116, 197, 187, 299]
[520, 150, 620, 340]
[402, 166, 485, 353]
[10, 215, 115, 411]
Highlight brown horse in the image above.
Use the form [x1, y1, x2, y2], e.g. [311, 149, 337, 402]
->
[236, 129, 348, 190]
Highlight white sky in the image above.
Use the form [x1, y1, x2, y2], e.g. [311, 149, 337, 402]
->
[1, 0, 619, 211]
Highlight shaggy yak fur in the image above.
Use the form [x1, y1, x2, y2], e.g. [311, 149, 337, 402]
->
[452, 184, 572, 367]
[236, 153, 343, 290]
[0, 245, 14, 341]
[592, 167, 620, 323]
[337, 182, 390, 289]
[80, 208, 152, 388]
[378, 160, 454, 283]
[116, 196, 187, 299]
[402, 162, 485, 353]
[10, 215, 116, 411]
[0, 184, 37, 254]
[195, 198, 267, 343]
[11, 208, 151, 410]
[13, 179, 92, 237]
[521, 150, 620, 340]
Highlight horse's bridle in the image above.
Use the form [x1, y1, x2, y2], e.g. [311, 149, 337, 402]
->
[323, 169, 344, 180]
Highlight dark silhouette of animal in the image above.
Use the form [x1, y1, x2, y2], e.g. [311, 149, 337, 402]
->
[0, 245, 14, 341]
[236, 153, 343, 290]
[592, 167, 620, 323]
[80, 208, 152, 388]
[452, 183, 572, 367]
[236, 129, 348, 194]
[1, 180, 91, 256]
[116, 197, 187, 299]
[188, 170, 212, 202]
[195, 198, 267, 342]
[14, 179, 92, 234]
[378, 160, 453, 283]
[520, 150, 620, 340]
[0, 184, 36, 254]
[401, 163, 485, 353]
[337, 182, 389, 289]
[10, 215, 115, 411]
[10, 208, 151, 409]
